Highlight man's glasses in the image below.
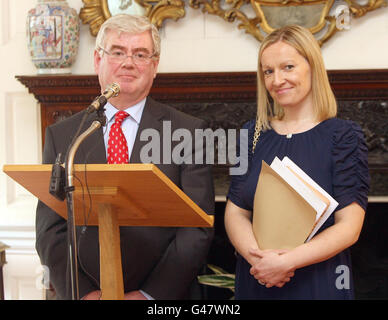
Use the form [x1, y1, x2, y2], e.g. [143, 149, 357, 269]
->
[98, 46, 157, 65]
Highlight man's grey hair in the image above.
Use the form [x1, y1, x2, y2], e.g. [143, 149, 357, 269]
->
[95, 14, 161, 57]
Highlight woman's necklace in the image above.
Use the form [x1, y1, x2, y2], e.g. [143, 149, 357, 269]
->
[281, 119, 318, 139]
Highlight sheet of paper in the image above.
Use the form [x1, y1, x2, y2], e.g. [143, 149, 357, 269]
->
[270, 157, 327, 219]
[280, 156, 339, 240]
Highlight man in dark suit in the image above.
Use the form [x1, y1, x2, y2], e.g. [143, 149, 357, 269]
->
[35, 14, 214, 300]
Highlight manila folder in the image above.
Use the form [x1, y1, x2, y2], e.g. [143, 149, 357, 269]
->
[252, 161, 316, 250]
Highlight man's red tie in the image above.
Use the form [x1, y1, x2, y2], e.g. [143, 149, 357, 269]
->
[107, 111, 129, 164]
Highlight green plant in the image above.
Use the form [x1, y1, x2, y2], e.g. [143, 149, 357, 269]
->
[197, 264, 235, 295]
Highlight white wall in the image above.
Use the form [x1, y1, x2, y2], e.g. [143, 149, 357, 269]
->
[0, 0, 387, 300]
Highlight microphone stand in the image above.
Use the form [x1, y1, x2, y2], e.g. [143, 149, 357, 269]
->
[65, 110, 106, 300]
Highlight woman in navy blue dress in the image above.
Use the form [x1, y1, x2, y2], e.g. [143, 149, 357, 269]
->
[225, 25, 369, 299]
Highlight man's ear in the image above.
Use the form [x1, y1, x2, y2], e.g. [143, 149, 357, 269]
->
[152, 58, 159, 79]
[94, 50, 101, 74]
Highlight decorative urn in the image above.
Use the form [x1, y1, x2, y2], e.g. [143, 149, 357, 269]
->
[26, 0, 80, 74]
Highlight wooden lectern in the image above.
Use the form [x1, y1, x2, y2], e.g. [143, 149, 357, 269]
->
[3, 163, 214, 300]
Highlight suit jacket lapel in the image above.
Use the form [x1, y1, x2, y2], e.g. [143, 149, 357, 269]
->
[76, 112, 107, 164]
[130, 97, 165, 163]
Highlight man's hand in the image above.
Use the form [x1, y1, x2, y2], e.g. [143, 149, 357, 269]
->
[124, 290, 148, 300]
[81, 290, 101, 300]
[82, 290, 148, 300]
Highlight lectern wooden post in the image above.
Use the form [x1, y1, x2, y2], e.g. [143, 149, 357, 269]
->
[3, 163, 214, 300]
[98, 203, 124, 300]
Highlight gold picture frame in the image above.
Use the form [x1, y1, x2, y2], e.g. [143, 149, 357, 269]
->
[80, 0, 186, 36]
[189, 0, 387, 46]
[80, 0, 387, 45]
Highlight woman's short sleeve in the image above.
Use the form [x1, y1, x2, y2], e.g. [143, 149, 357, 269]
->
[226, 120, 255, 210]
[332, 120, 370, 211]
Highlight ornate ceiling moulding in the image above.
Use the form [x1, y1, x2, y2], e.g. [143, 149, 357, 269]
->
[188, 0, 387, 46]
[80, 0, 186, 36]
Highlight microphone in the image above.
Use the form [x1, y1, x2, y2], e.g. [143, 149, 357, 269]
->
[86, 82, 120, 114]
[49, 153, 65, 201]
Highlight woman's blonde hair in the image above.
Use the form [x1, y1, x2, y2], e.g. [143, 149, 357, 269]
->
[254, 25, 337, 149]
[95, 14, 161, 57]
